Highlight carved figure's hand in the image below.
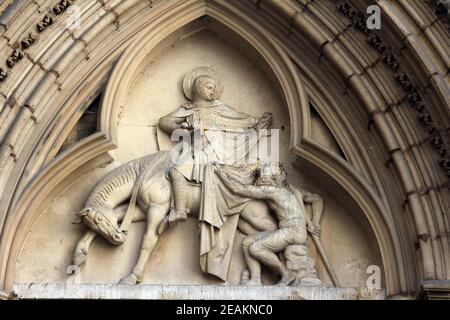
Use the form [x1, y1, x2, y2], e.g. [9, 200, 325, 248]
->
[256, 112, 273, 129]
[307, 222, 321, 238]
[181, 102, 195, 109]
[216, 168, 230, 180]
[211, 161, 220, 169]
[180, 118, 197, 131]
[214, 163, 224, 173]
[181, 122, 191, 129]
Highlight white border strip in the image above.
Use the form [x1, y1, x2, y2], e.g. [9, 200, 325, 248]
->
[12, 284, 386, 300]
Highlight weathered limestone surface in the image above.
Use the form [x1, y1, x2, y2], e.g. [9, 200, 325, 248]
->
[13, 284, 386, 300]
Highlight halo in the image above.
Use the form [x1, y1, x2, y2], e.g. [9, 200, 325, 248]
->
[182, 67, 223, 101]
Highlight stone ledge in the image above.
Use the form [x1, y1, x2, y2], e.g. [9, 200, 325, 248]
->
[12, 284, 386, 300]
[419, 280, 450, 300]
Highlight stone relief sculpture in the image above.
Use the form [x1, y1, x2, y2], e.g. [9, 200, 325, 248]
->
[69, 151, 277, 285]
[215, 163, 322, 286]
[68, 67, 337, 287]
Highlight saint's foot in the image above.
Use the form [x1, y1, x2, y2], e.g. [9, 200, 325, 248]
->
[157, 208, 189, 235]
[168, 208, 188, 225]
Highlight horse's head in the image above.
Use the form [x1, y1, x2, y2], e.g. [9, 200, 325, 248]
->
[77, 207, 126, 245]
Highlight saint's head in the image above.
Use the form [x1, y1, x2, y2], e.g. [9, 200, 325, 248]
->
[193, 75, 218, 102]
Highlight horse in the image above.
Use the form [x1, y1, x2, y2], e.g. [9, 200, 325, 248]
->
[68, 151, 277, 285]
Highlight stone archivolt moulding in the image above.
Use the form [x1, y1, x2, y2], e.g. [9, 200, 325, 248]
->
[0, 0, 448, 299]
[337, 1, 450, 181]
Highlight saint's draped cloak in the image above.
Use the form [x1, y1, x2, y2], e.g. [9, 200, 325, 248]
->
[157, 101, 270, 281]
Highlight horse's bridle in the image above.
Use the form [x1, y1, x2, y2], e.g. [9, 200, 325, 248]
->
[119, 152, 167, 233]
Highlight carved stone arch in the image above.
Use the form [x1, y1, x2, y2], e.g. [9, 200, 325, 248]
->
[100, 2, 410, 295]
[0, 0, 435, 298]
[297, 61, 420, 295]
[236, 0, 449, 295]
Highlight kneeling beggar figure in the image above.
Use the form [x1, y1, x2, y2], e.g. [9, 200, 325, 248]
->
[68, 67, 339, 287]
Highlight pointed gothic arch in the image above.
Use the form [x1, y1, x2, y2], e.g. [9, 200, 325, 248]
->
[0, 0, 448, 299]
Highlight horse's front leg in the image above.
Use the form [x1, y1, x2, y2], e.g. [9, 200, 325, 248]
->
[70, 229, 97, 267]
[119, 203, 168, 285]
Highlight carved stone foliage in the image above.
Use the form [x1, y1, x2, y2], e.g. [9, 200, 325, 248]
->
[0, 0, 76, 83]
[337, 1, 450, 179]
[432, 0, 450, 31]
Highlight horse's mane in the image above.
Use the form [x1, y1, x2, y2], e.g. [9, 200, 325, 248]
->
[84, 151, 171, 209]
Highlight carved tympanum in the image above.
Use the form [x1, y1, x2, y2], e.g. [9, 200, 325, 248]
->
[68, 68, 331, 287]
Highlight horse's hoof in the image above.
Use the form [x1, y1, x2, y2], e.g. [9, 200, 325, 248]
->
[119, 273, 139, 285]
[66, 265, 80, 275]
[66, 265, 82, 285]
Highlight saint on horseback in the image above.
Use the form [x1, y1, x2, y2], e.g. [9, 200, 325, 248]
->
[68, 67, 329, 286]
[69, 67, 278, 284]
